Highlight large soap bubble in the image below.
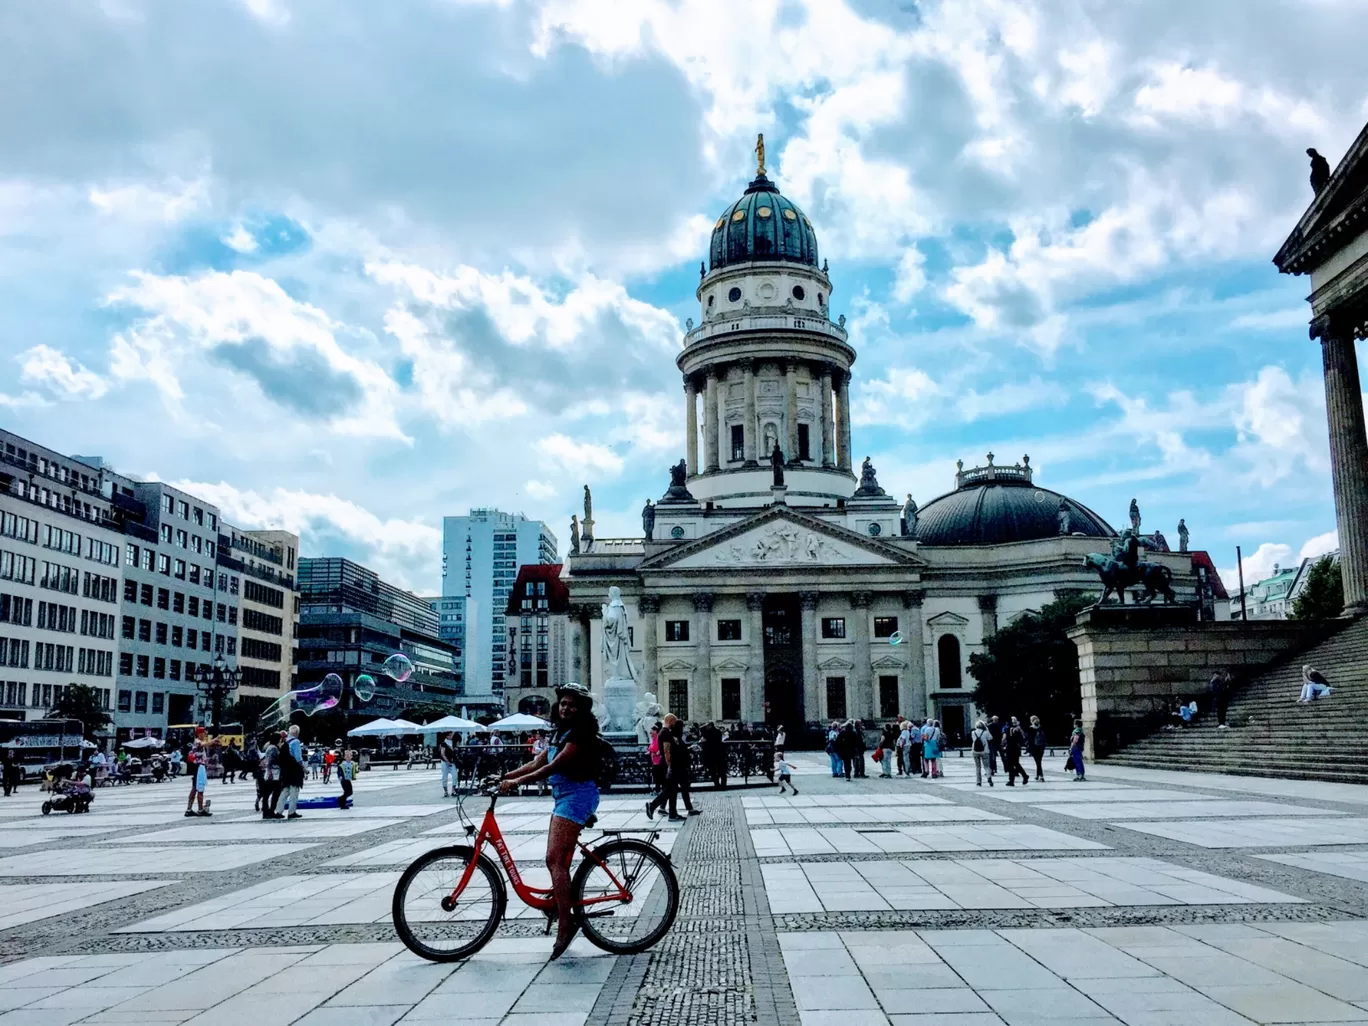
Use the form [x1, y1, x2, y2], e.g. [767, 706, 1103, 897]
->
[258, 674, 344, 732]
[353, 674, 376, 702]
[888, 631, 903, 646]
[383, 653, 414, 682]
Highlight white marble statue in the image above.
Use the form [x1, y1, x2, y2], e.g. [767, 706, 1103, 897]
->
[601, 585, 636, 683]
[633, 692, 662, 743]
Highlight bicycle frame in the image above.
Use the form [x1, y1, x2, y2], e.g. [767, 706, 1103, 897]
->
[447, 795, 636, 914]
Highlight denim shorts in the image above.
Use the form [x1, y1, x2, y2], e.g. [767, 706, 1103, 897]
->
[550, 779, 600, 825]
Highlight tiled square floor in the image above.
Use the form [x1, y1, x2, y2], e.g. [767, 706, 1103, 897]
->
[0, 844, 316, 876]
[0, 881, 173, 929]
[750, 823, 1106, 857]
[105, 820, 400, 844]
[1253, 848, 1368, 883]
[1037, 800, 1347, 821]
[1117, 817, 1368, 848]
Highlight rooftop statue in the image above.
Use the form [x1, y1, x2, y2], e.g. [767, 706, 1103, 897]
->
[854, 456, 886, 497]
[1308, 147, 1331, 193]
[642, 499, 655, 541]
[1128, 497, 1141, 532]
[1057, 498, 1071, 536]
[1177, 518, 1190, 553]
[569, 514, 580, 556]
[661, 458, 695, 504]
[770, 443, 785, 488]
[755, 132, 766, 177]
[901, 493, 918, 538]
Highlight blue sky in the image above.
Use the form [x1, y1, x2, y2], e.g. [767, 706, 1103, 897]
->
[2, 0, 1365, 593]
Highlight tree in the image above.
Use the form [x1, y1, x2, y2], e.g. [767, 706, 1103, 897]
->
[1291, 555, 1342, 620]
[968, 591, 1093, 740]
[49, 684, 112, 738]
[221, 695, 274, 734]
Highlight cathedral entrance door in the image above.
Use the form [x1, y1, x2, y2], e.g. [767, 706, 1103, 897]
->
[762, 595, 803, 730]
[938, 703, 967, 747]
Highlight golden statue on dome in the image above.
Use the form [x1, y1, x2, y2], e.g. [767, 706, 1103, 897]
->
[755, 133, 766, 177]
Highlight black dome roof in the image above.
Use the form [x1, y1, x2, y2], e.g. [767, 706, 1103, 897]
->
[709, 174, 819, 272]
[915, 480, 1116, 547]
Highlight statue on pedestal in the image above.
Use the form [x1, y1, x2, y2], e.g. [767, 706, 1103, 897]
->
[599, 585, 638, 735]
[854, 456, 886, 497]
[900, 493, 918, 537]
[1129, 497, 1141, 532]
[580, 486, 595, 552]
[1177, 518, 1189, 553]
[661, 459, 695, 502]
[569, 515, 580, 556]
[770, 443, 785, 488]
[1057, 499, 1071, 536]
[642, 499, 656, 541]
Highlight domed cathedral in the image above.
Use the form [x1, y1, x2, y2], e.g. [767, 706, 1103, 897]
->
[563, 138, 1204, 744]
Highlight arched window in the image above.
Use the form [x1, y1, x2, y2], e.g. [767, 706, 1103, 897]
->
[937, 634, 962, 690]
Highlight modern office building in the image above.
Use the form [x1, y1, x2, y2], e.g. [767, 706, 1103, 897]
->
[220, 527, 300, 701]
[442, 509, 556, 700]
[297, 557, 462, 715]
[503, 564, 570, 718]
[0, 430, 123, 723]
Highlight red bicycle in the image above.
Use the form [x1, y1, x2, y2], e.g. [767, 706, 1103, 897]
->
[392, 782, 679, 961]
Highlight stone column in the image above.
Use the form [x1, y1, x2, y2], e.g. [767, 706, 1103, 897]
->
[746, 592, 766, 721]
[585, 604, 601, 691]
[977, 594, 998, 640]
[1317, 324, 1368, 614]
[639, 595, 659, 698]
[784, 362, 800, 462]
[901, 590, 926, 719]
[692, 593, 714, 720]
[704, 370, 720, 472]
[717, 367, 730, 466]
[820, 367, 835, 468]
[836, 371, 853, 472]
[568, 608, 585, 685]
[742, 361, 758, 466]
[849, 591, 872, 719]
[684, 377, 698, 476]
[800, 591, 820, 727]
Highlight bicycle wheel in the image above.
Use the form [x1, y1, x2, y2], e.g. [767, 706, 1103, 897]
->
[571, 838, 678, 954]
[392, 845, 506, 962]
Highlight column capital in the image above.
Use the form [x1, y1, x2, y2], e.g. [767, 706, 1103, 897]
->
[746, 591, 766, 611]
[902, 589, 926, 609]
[799, 591, 820, 611]
[849, 590, 872, 609]
[638, 594, 661, 614]
[683, 375, 697, 393]
[692, 592, 714, 613]
[977, 594, 998, 612]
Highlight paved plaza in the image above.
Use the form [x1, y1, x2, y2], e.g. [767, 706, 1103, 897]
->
[2, 755, 1368, 1025]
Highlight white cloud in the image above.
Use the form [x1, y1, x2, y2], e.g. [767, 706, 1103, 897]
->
[1229, 366, 1327, 485]
[16, 345, 108, 400]
[221, 223, 258, 253]
[88, 177, 208, 223]
[539, 434, 625, 478]
[524, 479, 557, 501]
[1300, 529, 1338, 561]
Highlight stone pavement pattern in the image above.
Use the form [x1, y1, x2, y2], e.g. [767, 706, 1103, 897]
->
[2, 752, 1368, 1025]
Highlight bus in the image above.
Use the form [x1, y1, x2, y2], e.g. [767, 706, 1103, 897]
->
[0, 718, 85, 781]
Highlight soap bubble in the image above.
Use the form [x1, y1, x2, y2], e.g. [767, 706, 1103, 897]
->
[354, 674, 376, 703]
[257, 674, 343, 732]
[888, 631, 903, 646]
[383, 653, 414, 682]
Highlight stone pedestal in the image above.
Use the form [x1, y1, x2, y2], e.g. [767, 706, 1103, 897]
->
[601, 676, 638, 738]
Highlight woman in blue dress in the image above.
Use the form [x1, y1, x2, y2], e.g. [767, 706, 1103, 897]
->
[497, 682, 601, 959]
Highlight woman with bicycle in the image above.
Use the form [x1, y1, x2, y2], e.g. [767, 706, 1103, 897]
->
[494, 681, 600, 959]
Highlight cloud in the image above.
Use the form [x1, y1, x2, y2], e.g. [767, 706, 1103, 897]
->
[1229, 366, 1327, 485]
[221, 223, 258, 253]
[539, 434, 625, 478]
[16, 345, 109, 400]
[1300, 529, 1338, 561]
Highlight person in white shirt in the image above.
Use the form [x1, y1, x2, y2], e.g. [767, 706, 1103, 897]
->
[775, 753, 797, 795]
[969, 720, 993, 787]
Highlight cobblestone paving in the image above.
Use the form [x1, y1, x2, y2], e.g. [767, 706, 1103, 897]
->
[4, 757, 1368, 1025]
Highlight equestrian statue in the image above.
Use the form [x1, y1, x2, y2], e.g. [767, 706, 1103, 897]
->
[1084, 528, 1176, 605]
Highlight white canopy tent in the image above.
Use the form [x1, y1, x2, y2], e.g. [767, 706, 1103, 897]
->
[486, 713, 552, 731]
[121, 736, 164, 750]
[424, 715, 487, 733]
[347, 718, 403, 737]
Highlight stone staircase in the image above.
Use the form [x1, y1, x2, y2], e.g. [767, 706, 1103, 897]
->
[1104, 616, 1368, 784]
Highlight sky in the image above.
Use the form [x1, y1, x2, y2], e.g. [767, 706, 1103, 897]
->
[2, 0, 1365, 595]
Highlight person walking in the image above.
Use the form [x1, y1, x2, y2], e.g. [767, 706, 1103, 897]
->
[308, 746, 323, 781]
[906, 720, 923, 779]
[970, 719, 993, 786]
[879, 721, 899, 778]
[337, 749, 356, 809]
[184, 742, 211, 817]
[1003, 717, 1029, 786]
[646, 714, 699, 820]
[775, 752, 798, 795]
[826, 721, 843, 778]
[986, 715, 1003, 777]
[921, 720, 943, 779]
[1210, 669, 1231, 728]
[279, 726, 306, 819]
[1067, 718, 1087, 781]
[835, 721, 861, 781]
[851, 720, 868, 778]
[701, 722, 726, 789]
[1027, 715, 1047, 782]
[2, 748, 19, 797]
[648, 722, 667, 797]
[438, 732, 456, 797]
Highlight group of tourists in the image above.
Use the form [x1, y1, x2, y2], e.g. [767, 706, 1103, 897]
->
[645, 715, 703, 821]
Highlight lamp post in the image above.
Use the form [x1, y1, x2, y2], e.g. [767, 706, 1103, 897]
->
[193, 654, 241, 734]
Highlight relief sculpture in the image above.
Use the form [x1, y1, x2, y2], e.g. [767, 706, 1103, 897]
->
[710, 526, 844, 565]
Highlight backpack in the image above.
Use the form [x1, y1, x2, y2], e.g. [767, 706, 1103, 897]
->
[972, 731, 985, 753]
[595, 736, 619, 792]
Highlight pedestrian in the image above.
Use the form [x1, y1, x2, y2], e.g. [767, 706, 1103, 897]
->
[826, 721, 843, 778]
[322, 746, 335, 784]
[308, 746, 323, 780]
[922, 720, 943, 778]
[852, 720, 867, 777]
[184, 742, 211, 817]
[279, 726, 306, 819]
[836, 720, 861, 781]
[894, 720, 908, 776]
[775, 751, 798, 795]
[1210, 669, 1230, 729]
[220, 742, 237, 784]
[701, 721, 726, 789]
[337, 749, 355, 809]
[986, 715, 1003, 776]
[259, 734, 282, 818]
[879, 721, 899, 778]
[2, 747, 20, 797]
[1299, 664, 1333, 703]
[1003, 717, 1029, 786]
[774, 724, 787, 750]
[1027, 715, 1047, 781]
[648, 721, 667, 797]
[1067, 718, 1086, 781]
[438, 732, 456, 797]
[970, 719, 993, 786]
[646, 714, 700, 820]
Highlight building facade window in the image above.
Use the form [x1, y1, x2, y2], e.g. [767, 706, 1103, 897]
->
[873, 616, 898, 638]
[937, 634, 962, 689]
[716, 619, 742, 641]
[821, 617, 846, 639]
[730, 424, 744, 461]
[721, 677, 741, 721]
[668, 678, 688, 717]
[878, 675, 899, 718]
[826, 676, 847, 720]
[665, 620, 690, 642]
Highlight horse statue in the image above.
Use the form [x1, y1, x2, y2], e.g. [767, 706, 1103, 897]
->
[1084, 552, 1176, 605]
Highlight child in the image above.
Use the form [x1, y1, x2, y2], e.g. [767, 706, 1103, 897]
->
[775, 752, 798, 795]
[337, 750, 356, 809]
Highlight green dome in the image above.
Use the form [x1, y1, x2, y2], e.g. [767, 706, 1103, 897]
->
[709, 175, 819, 272]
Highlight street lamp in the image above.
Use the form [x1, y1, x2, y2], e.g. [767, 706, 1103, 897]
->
[193, 654, 241, 734]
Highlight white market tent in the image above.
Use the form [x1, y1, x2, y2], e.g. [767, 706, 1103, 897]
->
[121, 736, 164, 749]
[347, 718, 403, 737]
[424, 715, 487, 733]
[486, 713, 552, 731]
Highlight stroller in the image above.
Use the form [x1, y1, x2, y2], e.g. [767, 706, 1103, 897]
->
[42, 777, 94, 815]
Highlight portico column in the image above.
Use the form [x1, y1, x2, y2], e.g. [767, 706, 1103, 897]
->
[1316, 321, 1368, 614]
[704, 370, 720, 472]
[716, 367, 730, 466]
[746, 592, 765, 722]
[850, 591, 872, 720]
[684, 377, 698, 476]
[799, 591, 820, 727]
[568, 607, 585, 685]
[743, 361, 758, 466]
[977, 594, 998, 640]
[585, 604, 601, 690]
[639, 595, 659, 697]
[784, 362, 800, 462]
[836, 372, 853, 472]
[901, 590, 926, 719]
[692, 593, 714, 721]
[820, 367, 835, 467]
